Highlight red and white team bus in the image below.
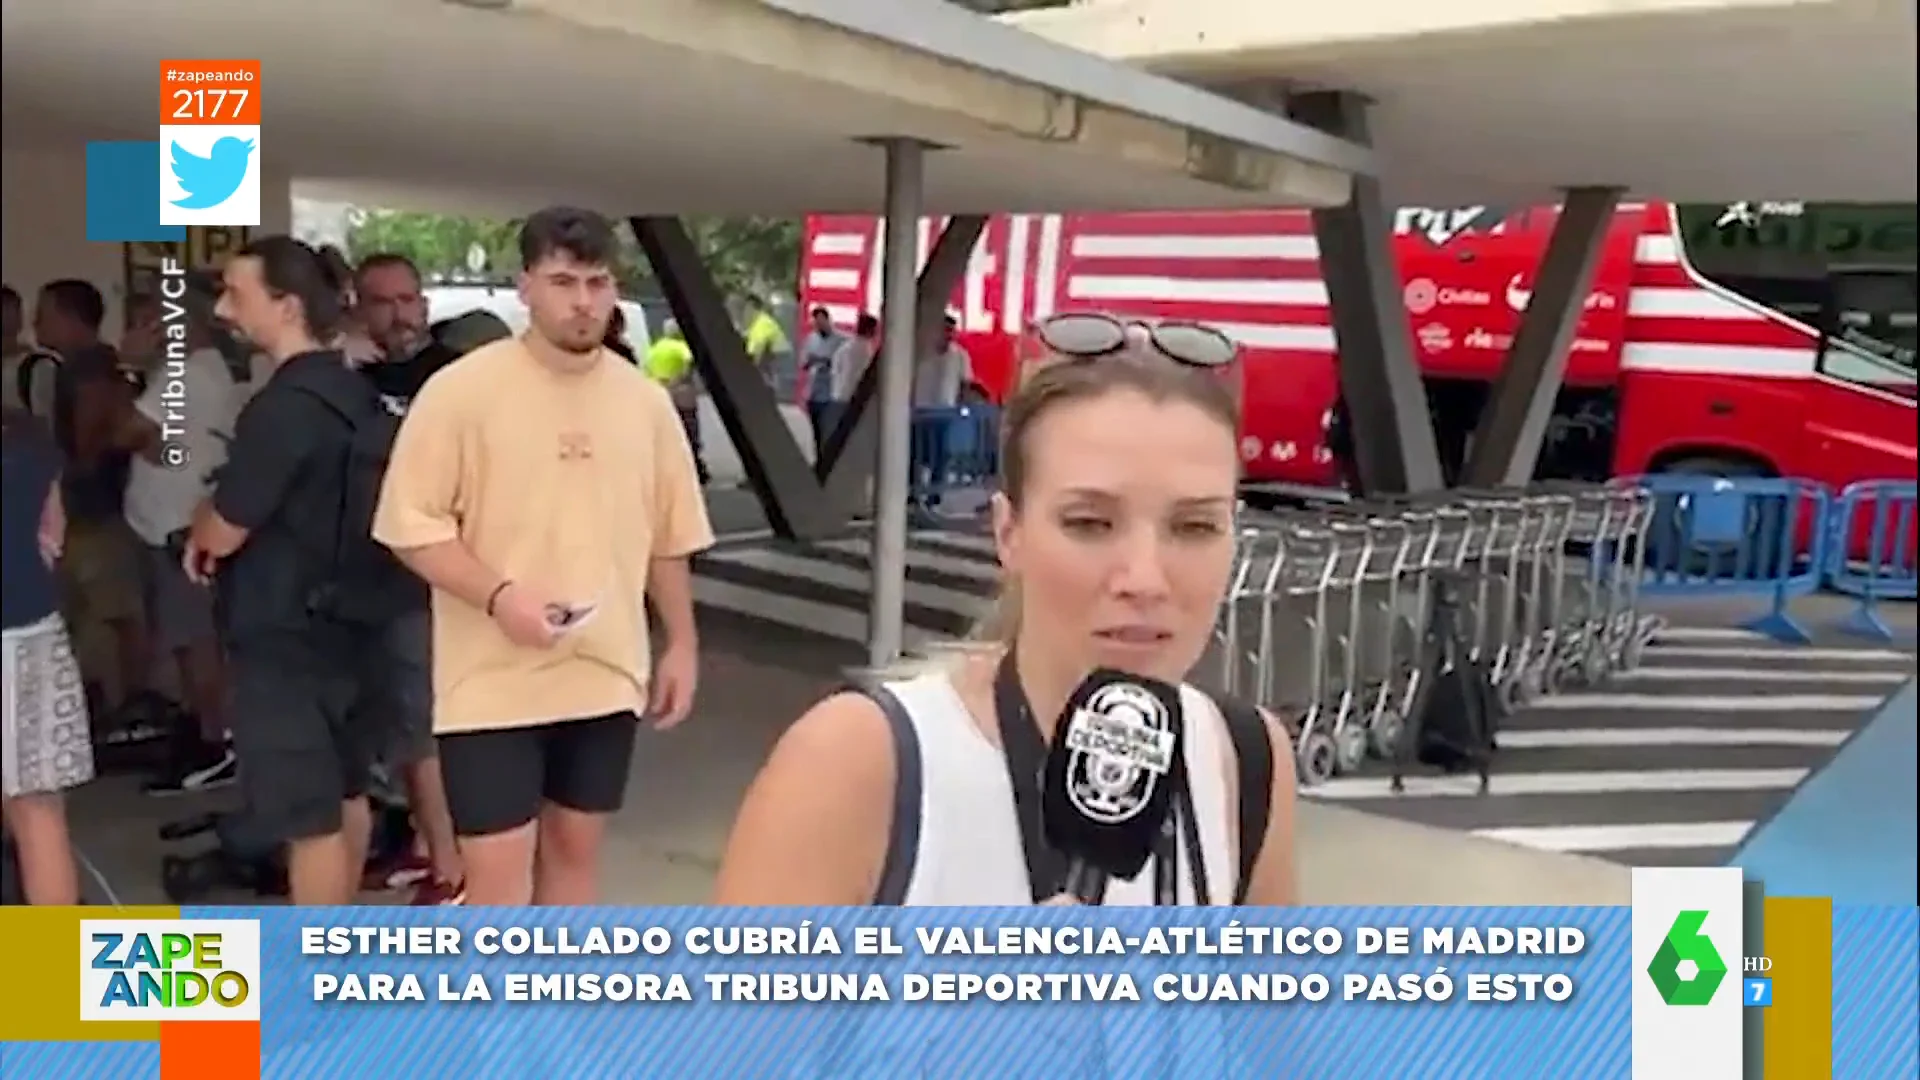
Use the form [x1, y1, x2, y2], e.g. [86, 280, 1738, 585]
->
[799, 201, 1916, 499]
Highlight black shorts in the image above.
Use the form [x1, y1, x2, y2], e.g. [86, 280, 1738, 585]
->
[226, 639, 380, 843]
[437, 712, 640, 837]
[350, 612, 434, 769]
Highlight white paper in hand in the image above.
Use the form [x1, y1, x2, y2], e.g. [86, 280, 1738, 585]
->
[545, 602, 599, 634]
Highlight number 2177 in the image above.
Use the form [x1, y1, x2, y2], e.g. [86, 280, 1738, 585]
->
[170, 89, 249, 122]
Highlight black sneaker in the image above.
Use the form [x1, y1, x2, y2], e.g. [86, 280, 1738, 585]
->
[98, 718, 170, 747]
[98, 691, 180, 747]
[144, 743, 238, 797]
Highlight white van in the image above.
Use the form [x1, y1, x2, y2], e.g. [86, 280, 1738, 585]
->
[423, 284, 652, 348]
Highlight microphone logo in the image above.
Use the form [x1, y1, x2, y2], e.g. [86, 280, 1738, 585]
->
[1062, 681, 1178, 825]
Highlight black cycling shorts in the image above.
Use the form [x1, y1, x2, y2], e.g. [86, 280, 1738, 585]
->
[436, 712, 640, 838]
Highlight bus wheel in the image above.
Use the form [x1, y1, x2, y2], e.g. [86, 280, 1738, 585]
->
[1646, 454, 1772, 573]
[1655, 453, 1770, 479]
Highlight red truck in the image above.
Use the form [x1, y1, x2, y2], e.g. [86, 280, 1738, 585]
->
[800, 202, 1916, 498]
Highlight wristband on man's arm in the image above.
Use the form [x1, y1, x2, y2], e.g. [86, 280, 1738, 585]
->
[485, 580, 513, 617]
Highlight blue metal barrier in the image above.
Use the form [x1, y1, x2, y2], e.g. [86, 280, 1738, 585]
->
[1826, 479, 1918, 641]
[1625, 474, 1830, 644]
[909, 406, 1000, 519]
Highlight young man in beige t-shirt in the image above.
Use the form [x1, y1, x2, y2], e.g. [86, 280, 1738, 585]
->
[373, 207, 714, 906]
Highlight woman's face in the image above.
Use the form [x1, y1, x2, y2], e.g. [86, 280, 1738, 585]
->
[994, 388, 1239, 684]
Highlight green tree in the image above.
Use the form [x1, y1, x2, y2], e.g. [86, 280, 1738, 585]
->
[345, 210, 521, 279]
[687, 216, 801, 300]
[345, 210, 801, 300]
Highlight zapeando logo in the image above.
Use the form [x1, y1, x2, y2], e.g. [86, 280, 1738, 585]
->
[80, 918, 262, 1022]
[1646, 910, 1729, 1006]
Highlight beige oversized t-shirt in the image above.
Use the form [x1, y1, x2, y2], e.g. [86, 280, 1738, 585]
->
[372, 338, 715, 735]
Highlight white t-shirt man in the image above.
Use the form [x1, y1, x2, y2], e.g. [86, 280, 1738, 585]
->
[912, 342, 973, 408]
[829, 336, 874, 401]
[124, 347, 239, 545]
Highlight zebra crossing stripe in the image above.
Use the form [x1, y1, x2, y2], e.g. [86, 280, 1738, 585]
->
[1470, 821, 1756, 854]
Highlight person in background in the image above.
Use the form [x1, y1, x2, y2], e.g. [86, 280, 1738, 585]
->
[113, 282, 239, 797]
[910, 315, 974, 510]
[1, 404, 95, 904]
[1323, 394, 1359, 496]
[743, 298, 793, 399]
[602, 307, 638, 364]
[913, 314, 972, 410]
[644, 319, 709, 485]
[186, 235, 388, 905]
[799, 306, 847, 463]
[830, 312, 879, 404]
[374, 207, 715, 906]
[346, 252, 466, 905]
[3, 285, 61, 419]
[36, 279, 155, 738]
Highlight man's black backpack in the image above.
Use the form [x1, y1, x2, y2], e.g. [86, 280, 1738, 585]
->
[295, 376, 417, 626]
[1392, 571, 1500, 792]
[13, 349, 60, 418]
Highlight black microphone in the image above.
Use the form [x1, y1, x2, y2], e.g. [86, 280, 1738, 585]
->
[1039, 669, 1184, 904]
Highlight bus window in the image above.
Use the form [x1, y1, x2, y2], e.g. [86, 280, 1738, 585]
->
[1678, 202, 1917, 324]
[1817, 269, 1917, 398]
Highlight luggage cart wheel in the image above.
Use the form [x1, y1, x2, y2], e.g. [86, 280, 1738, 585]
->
[1335, 724, 1370, 772]
[1368, 712, 1405, 759]
[1626, 616, 1662, 669]
[1498, 673, 1533, 714]
[1295, 731, 1339, 788]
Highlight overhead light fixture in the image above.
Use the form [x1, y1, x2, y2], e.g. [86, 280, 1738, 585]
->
[444, 0, 514, 10]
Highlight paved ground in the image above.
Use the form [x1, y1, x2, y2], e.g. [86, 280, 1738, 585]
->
[689, 526, 1916, 867]
[55, 496, 1909, 907]
[66, 603, 1636, 909]
[1316, 620, 1914, 865]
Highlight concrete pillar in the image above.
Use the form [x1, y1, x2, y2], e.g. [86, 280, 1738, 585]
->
[820, 214, 986, 508]
[631, 216, 837, 540]
[867, 140, 929, 668]
[1461, 186, 1623, 488]
[1288, 91, 1445, 496]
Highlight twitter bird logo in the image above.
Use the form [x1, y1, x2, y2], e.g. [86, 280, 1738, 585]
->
[170, 137, 254, 210]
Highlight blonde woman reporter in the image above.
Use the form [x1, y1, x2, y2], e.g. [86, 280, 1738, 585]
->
[716, 314, 1297, 907]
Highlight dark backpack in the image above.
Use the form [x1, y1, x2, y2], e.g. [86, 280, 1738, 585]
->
[294, 378, 416, 626]
[13, 349, 60, 418]
[1394, 572, 1499, 790]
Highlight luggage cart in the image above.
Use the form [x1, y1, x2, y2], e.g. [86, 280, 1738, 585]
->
[1534, 485, 1615, 692]
[1499, 490, 1575, 711]
[1597, 482, 1661, 673]
[1208, 480, 1657, 789]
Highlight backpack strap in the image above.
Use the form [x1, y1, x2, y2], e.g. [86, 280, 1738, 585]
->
[287, 380, 369, 579]
[1214, 695, 1274, 904]
[846, 684, 923, 906]
[16, 350, 56, 418]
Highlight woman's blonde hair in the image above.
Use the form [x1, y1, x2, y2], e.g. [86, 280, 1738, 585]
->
[875, 340, 1240, 677]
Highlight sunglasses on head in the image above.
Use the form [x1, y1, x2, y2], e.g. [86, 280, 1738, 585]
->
[1031, 312, 1238, 369]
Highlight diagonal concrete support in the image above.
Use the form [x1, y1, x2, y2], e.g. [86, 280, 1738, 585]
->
[820, 214, 986, 510]
[631, 215, 837, 540]
[1461, 186, 1623, 488]
[1288, 90, 1445, 496]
